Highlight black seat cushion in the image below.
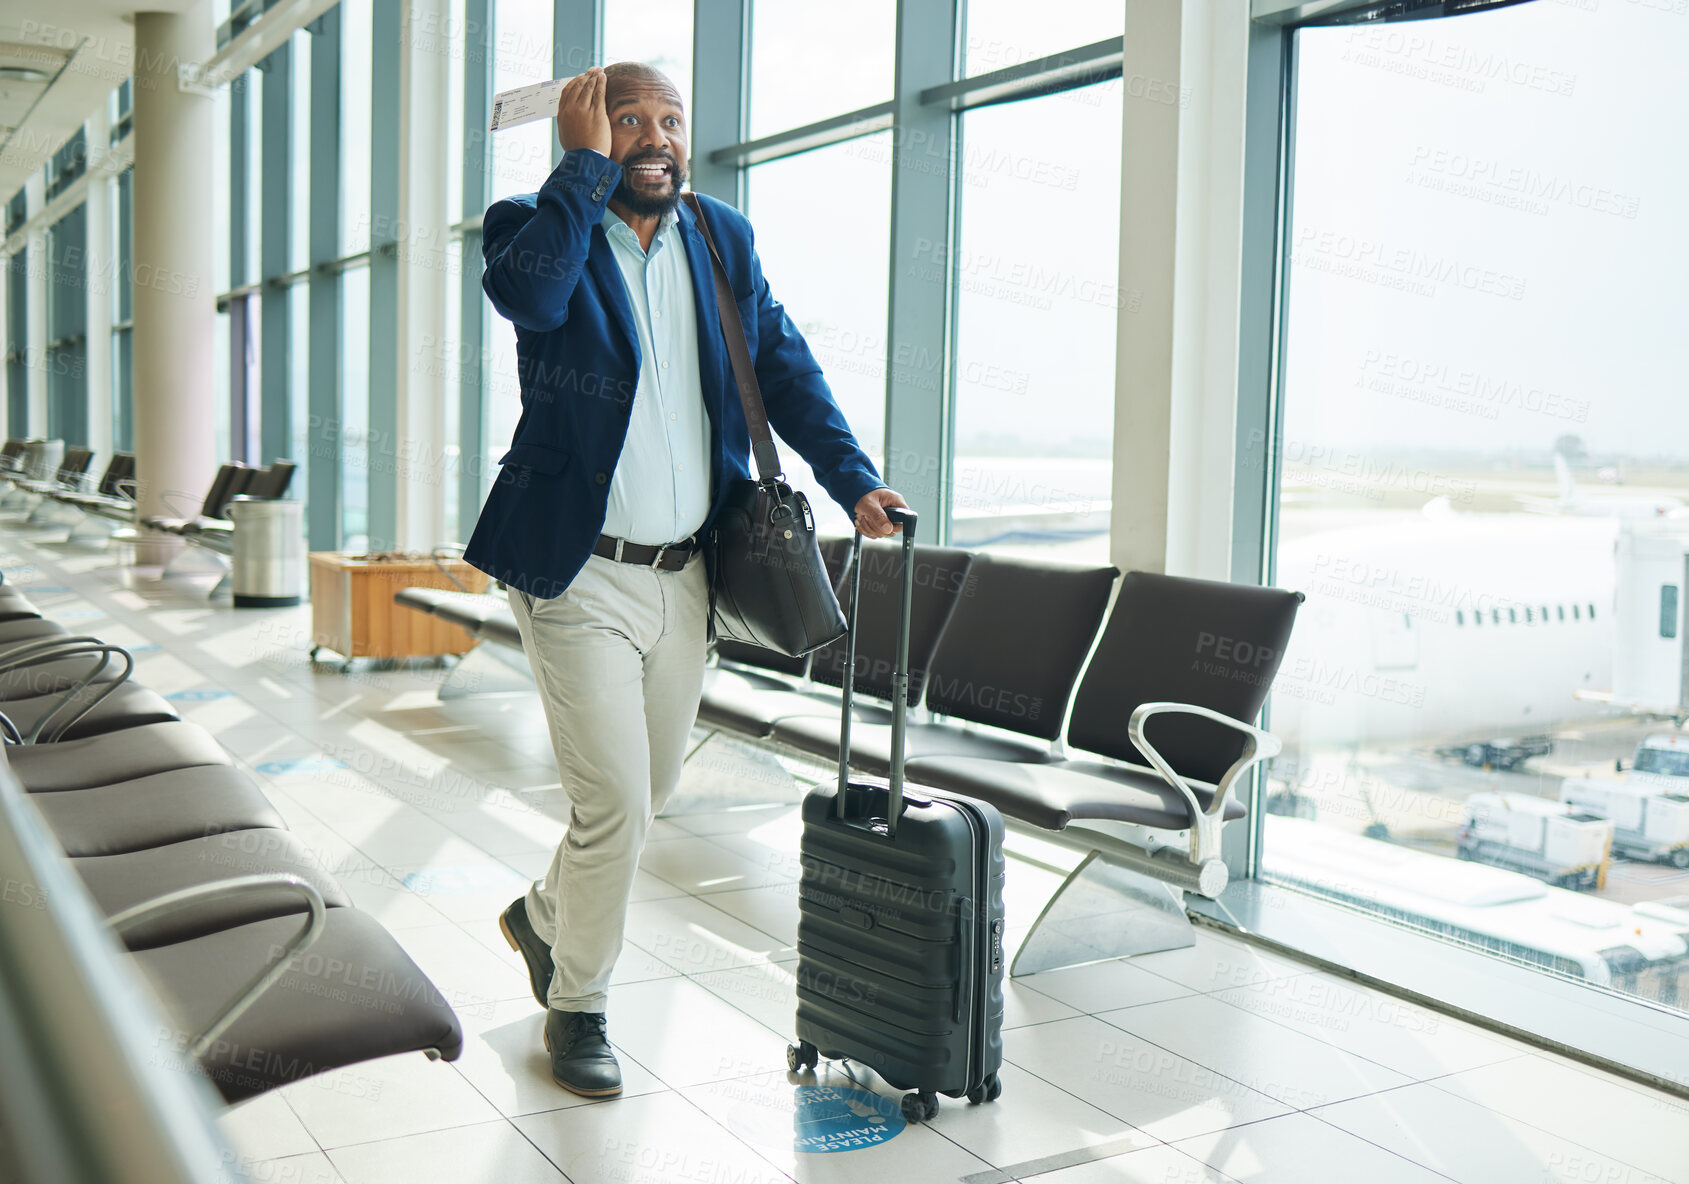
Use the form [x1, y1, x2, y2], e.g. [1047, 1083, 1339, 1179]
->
[1067, 572, 1302, 783]
[0, 590, 43, 623]
[0, 650, 130, 701]
[76, 828, 350, 949]
[772, 712, 1050, 777]
[0, 617, 64, 643]
[395, 588, 518, 647]
[3, 720, 232, 790]
[0, 681, 178, 741]
[479, 608, 523, 650]
[904, 754, 1247, 832]
[809, 540, 974, 707]
[32, 765, 285, 856]
[924, 553, 1116, 742]
[132, 908, 464, 1101]
[697, 667, 835, 738]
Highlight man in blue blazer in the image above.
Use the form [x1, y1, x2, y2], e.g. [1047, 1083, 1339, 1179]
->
[472, 62, 905, 1097]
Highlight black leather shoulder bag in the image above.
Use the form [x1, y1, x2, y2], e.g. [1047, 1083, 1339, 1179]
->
[682, 193, 848, 657]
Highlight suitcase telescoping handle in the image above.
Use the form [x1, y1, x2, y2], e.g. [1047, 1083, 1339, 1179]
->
[837, 506, 918, 835]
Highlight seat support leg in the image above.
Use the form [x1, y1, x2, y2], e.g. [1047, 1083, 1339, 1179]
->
[66, 514, 117, 545]
[1010, 850, 1195, 977]
[162, 545, 229, 578]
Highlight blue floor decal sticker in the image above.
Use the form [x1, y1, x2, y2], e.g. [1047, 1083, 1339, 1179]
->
[791, 1084, 906, 1153]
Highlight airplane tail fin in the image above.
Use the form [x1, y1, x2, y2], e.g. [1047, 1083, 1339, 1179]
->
[1554, 452, 1577, 502]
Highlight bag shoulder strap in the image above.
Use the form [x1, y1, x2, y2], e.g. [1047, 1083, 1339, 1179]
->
[681, 192, 782, 483]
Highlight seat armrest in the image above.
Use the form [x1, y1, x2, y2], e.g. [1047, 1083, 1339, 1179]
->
[108, 874, 327, 1058]
[1127, 700, 1283, 863]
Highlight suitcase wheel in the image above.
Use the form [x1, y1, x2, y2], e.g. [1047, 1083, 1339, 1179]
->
[966, 1073, 1003, 1105]
[786, 1041, 819, 1073]
[900, 1091, 940, 1122]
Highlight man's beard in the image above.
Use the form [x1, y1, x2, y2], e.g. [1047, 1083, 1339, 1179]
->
[613, 151, 686, 217]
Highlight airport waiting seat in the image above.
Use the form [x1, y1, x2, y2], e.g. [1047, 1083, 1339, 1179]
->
[770, 552, 1119, 774]
[0, 600, 464, 1103]
[1, 439, 60, 484]
[132, 908, 464, 1102]
[141, 462, 253, 536]
[181, 460, 299, 554]
[393, 586, 525, 650]
[14, 446, 94, 497]
[0, 588, 47, 624]
[53, 452, 137, 519]
[0, 681, 179, 742]
[903, 571, 1302, 974]
[73, 828, 351, 949]
[1, 719, 233, 790]
[30, 765, 287, 858]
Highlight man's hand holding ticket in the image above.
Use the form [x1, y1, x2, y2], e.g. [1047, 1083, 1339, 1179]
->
[488, 77, 569, 132]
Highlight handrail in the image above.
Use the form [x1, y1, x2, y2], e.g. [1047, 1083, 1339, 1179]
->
[0, 759, 247, 1182]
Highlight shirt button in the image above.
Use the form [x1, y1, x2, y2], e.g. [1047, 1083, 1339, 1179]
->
[653, 309, 662, 318]
[677, 464, 685, 472]
[594, 472, 608, 485]
[660, 361, 669, 369]
[669, 413, 676, 421]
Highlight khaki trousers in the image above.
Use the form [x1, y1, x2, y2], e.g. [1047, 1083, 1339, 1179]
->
[507, 549, 709, 1011]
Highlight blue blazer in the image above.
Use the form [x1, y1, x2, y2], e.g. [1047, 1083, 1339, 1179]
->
[465, 148, 885, 599]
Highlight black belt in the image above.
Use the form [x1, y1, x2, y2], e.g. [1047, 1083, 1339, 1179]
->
[593, 533, 699, 571]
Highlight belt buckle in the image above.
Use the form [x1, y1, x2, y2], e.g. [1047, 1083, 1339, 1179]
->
[649, 543, 668, 569]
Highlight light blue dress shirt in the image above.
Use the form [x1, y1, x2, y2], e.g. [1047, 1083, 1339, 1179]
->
[597, 206, 713, 546]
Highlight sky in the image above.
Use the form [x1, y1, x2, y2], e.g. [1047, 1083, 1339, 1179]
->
[1284, 0, 1689, 463]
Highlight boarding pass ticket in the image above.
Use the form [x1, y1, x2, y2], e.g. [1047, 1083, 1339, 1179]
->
[489, 78, 568, 132]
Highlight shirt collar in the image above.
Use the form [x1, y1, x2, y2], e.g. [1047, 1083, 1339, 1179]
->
[601, 204, 680, 249]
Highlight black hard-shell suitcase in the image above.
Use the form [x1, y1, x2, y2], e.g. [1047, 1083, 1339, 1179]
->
[787, 507, 1007, 1122]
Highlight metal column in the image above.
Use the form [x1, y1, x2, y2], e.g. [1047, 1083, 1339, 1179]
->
[307, 8, 344, 551]
[459, 0, 493, 539]
[883, 0, 962, 540]
[258, 38, 293, 466]
[367, 0, 402, 549]
[688, 0, 748, 206]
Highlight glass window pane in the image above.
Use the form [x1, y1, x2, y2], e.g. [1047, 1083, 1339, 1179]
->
[443, 237, 464, 542]
[745, 133, 892, 526]
[341, 0, 373, 255]
[245, 66, 263, 285]
[964, 0, 1121, 76]
[1266, 4, 1689, 1015]
[491, 0, 553, 201]
[748, 2, 895, 139]
[603, 0, 694, 120]
[950, 85, 1118, 562]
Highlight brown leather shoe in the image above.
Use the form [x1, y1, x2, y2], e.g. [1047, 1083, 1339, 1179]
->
[544, 1009, 622, 1097]
[498, 897, 552, 1009]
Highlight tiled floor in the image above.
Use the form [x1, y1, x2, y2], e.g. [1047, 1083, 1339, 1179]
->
[5, 522, 1688, 1184]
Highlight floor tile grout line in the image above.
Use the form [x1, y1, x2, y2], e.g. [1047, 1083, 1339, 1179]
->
[1144, 965, 1523, 1087]
[1415, 1065, 1687, 1183]
[1084, 1000, 1393, 1117]
[1297, 1097, 1468, 1184]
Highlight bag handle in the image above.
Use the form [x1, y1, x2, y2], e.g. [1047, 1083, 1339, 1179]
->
[681, 192, 783, 484]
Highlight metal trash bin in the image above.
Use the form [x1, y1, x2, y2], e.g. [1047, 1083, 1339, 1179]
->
[229, 497, 304, 608]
